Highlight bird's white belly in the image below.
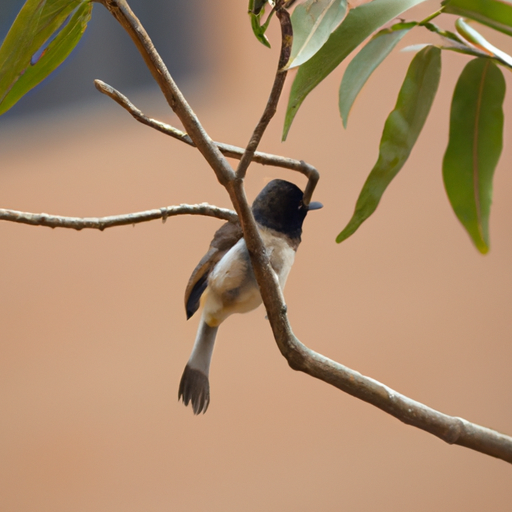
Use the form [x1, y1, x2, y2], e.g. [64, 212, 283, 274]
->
[202, 230, 295, 326]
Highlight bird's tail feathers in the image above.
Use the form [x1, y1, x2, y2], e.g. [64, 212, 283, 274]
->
[178, 321, 218, 414]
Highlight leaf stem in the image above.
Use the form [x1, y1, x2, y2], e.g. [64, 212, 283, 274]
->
[418, 7, 444, 26]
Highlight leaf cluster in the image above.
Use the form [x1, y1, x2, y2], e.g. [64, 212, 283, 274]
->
[252, 0, 511, 253]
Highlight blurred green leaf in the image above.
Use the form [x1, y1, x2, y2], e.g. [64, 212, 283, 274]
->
[443, 0, 512, 37]
[442, 58, 505, 254]
[0, 0, 92, 116]
[420, 20, 512, 64]
[336, 46, 441, 244]
[286, 0, 347, 69]
[455, 18, 512, 68]
[248, 0, 272, 48]
[283, 0, 428, 140]
[339, 23, 415, 128]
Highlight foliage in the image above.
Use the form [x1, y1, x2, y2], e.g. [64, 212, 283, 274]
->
[336, 45, 441, 243]
[443, 57, 505, 253]
[258, 0, 511, 253]
[0, 0, 91, 115]
[0, 0, 511, 253]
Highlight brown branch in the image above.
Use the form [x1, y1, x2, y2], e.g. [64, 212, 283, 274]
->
[231, 170, 512, 463]
[0, 204, 237, 230]
[96, 0, 512, 463]
[94, 79, 319, 204]
[217, 6, 512, 465]
[286, 338, 512, 462]
[235, 7, 293, 180]
[95, 0, 235, 187]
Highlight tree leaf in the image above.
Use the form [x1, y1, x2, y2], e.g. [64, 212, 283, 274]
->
[443, 0, 512, 37]
[455, 18, 512, 68]
[0, 0, 92, 116]
[286, 0, 347, 69]
[339, 23, 415, 128]
[442, 58, 505, 254]
[283, 0, 429, 140]
[248, 0, 272, 48]
[250, 11, 271, 48]
[336, 46, 441, 244]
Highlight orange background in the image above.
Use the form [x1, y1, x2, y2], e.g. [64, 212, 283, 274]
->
[1, 1, 512, 510]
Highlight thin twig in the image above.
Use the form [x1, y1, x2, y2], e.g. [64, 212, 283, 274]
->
[94, 80, 193, 145]
[0, 204, 237, 231]
[95, 0, 235, 187]
[235, 7, 293, 180]
[94, 79, 319, 203]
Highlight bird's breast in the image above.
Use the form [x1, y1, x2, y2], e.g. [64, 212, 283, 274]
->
[202, 228, 296, 326]
[259, 227, 296, 289]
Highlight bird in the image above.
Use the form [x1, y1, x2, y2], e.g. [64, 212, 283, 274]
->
[178, 179, 322, 414]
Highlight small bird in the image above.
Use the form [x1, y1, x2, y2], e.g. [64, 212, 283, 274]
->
[178, 179, 322, 414]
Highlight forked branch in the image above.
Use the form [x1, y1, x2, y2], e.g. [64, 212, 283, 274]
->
[94, 79, 319, 204]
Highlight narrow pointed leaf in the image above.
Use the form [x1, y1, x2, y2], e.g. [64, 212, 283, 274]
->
[250, 11, 271, 48]
[455, 18, 512, 68]
[336, 46, 441, 244]
[339, 23, 415, 128]
[248, 0, 272, 48]
[421, 23, 507, 61]
[442, 58, 505, 254]
[286, 0, 347, 69]
[283, 0, 428, 139]
[0, 0, 92, 116]
[443, 0, 512, 37]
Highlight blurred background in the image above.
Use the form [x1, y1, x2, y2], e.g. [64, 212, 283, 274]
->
[1, 0, 512, 510]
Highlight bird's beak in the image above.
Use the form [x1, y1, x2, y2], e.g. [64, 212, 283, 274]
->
[307, 201, 323, 211]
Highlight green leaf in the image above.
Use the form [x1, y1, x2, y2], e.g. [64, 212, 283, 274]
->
[455, 18, 512, 68]
[283, 0, 429, 140]
[339, 23, 415, 128]
[443, 0, 512, 37]
[248, 0, 272, 48]
[442, 58, 505, 254]
[0, 0, 92, 116]
[250, 13, 271, 48]
[336, 46, 441, 244]
[286, 0, 347, 69]
[420, 21, 510, 63]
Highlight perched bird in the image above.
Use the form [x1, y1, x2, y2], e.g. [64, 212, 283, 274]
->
[179, 179, 322, 414]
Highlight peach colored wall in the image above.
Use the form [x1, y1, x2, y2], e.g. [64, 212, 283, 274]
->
[1, 1, 511, 510]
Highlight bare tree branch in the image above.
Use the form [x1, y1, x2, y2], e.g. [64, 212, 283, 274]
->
[0, 204, 237, 231]
[95, 0, 235, 187]
[94, 80, 193, 145]
[232, 166, 512, 462]
[235, 7, 293, 181]
[93, 79, 319, 204]
[283, 335, 512, 463]
[96, 0, 512, 464]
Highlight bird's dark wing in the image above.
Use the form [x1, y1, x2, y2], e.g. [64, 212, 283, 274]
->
[184, 221, 243, 319]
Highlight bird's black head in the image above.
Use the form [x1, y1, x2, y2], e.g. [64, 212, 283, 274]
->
[252, 179, 322, 240]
